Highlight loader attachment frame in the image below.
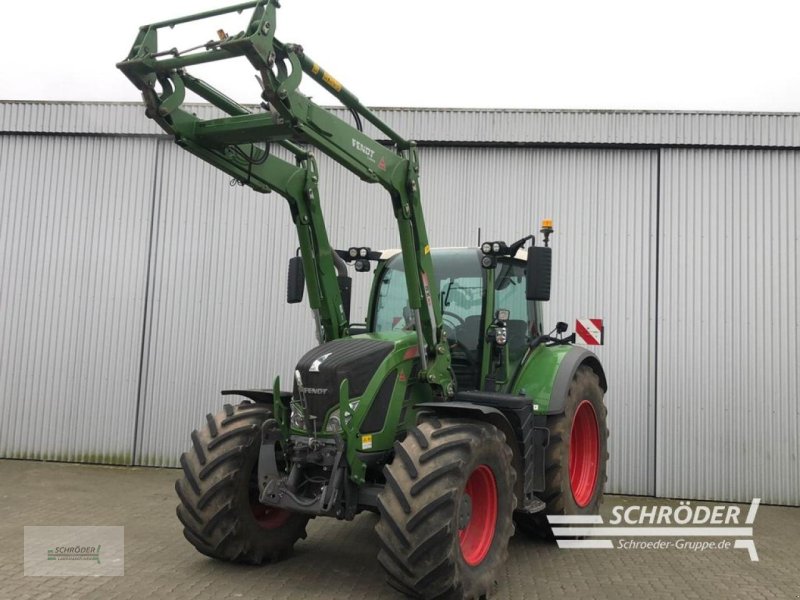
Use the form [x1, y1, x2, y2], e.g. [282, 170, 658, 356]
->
[117, 0, 452, 393]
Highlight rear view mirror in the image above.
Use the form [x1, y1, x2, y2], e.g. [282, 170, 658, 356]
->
[526, 246, 552, 301]
[287, 256, 305, 303]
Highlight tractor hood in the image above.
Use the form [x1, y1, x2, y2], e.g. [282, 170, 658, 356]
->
[292, 337, 396, 423]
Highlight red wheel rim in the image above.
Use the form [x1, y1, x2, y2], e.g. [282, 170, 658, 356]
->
[250, 500, 292, 530]
[569, 400, 600, 507]
[458, 465, 498, 566]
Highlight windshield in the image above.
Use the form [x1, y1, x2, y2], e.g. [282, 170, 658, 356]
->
[371, 249, 485, 389]
[372, 248, 485, 339]
[371, 249, 536, 390]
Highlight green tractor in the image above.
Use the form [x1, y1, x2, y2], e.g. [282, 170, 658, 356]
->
[118, 2, 608, 598]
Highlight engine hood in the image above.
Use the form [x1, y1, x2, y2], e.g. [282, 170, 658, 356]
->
[292, 336, 396, 422]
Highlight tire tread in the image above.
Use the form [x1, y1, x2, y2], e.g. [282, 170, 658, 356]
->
[375, 416, 516, 599]
[174, 402, 309, 564]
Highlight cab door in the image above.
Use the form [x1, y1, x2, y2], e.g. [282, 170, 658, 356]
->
[486, 258, 541, 390]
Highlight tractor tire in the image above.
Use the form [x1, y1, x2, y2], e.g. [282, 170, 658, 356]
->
[375, 416, 516, 600]
[175, 402, 310, 564]
[515, 365, 608, 538]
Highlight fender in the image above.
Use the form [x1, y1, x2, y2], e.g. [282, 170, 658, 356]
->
[548, 347, 607, 414]
[415, 401, 517, 442]
[221, 389, 292, 406]
[415, 401, 527, 505]
[511, 345, 607, 415]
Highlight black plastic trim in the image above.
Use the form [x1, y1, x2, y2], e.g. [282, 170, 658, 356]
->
[360, 371, 397, 433]
[221, 389, 291, 406]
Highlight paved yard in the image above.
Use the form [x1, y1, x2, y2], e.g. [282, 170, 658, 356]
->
[0, 459, 798, 599]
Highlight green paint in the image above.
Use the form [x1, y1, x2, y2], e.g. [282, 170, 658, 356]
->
[509, 344, 575, 414]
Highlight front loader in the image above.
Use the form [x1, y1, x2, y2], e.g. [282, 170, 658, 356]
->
[117, 2, 608, 598]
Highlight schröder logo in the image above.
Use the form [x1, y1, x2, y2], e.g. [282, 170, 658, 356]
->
[609, 501, 746, 525]
[550, 498, 760, 561]
[24, 526, 124, 576]
[47, 545, 102, 563]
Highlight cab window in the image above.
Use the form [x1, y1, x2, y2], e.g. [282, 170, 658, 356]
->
[372, 249, 486, 390]
[494, 258, 537, 365]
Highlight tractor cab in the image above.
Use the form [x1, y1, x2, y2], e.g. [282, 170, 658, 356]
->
[368, 247, 543, 393]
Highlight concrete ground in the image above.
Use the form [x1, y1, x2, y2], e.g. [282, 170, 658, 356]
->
[0, 460, 798, 600]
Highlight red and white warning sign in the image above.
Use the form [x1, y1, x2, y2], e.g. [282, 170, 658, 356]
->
[575, 318, 604, 345]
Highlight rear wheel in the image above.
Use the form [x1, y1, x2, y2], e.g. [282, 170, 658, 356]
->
[175, 402, 310, 564]
[375, 416, 516, 599]
[515, 365, 608, 538]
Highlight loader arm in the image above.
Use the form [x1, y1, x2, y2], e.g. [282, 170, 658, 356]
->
[116, 0, 453, 394]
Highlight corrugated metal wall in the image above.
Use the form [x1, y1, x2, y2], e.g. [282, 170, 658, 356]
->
[0, 135, 156, 464]
[657, 148, 800, 504]
[135, 141, 307, 466]
[1, 104, 797, 504]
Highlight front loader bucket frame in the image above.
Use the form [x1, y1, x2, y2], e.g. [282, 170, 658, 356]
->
[116, 0, 453, 396]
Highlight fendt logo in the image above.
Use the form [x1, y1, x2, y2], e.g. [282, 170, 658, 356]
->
[299, 387, 328, 395]
[352, 138, 375, 161]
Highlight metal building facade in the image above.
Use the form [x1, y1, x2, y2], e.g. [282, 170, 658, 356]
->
[1, 101, 797, 505]
[657, 148, 800, 504]
[0, 134, 156, 464]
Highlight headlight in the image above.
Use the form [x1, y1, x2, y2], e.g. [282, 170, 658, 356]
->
[494, 326, 508, 346]
[481, 242, 492, 254]
[324, 400, 359, 434]
[290, 404, 306, 430]
[325, 414, 342, 433]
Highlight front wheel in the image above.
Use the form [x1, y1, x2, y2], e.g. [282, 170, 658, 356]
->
[175, 402, 310, 564]
[515, 365, 608, 537]
[375, 416, 516, 599]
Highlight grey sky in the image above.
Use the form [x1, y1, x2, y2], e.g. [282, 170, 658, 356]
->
[5, 0, 800, 111]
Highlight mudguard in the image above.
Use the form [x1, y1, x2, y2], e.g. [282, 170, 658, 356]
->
[511, 345, 607, 415]
[415, 402, 517, 450]
[221, 389, 292, 406]
[548, 347, 607, 415]
[415, 401, 546, 508]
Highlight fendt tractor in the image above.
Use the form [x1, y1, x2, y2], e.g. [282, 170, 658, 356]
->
[118, 2, 608, 598]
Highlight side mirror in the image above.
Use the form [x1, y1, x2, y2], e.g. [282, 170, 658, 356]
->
[526, 246, 551, 301]
[287, 256, 305, 303]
